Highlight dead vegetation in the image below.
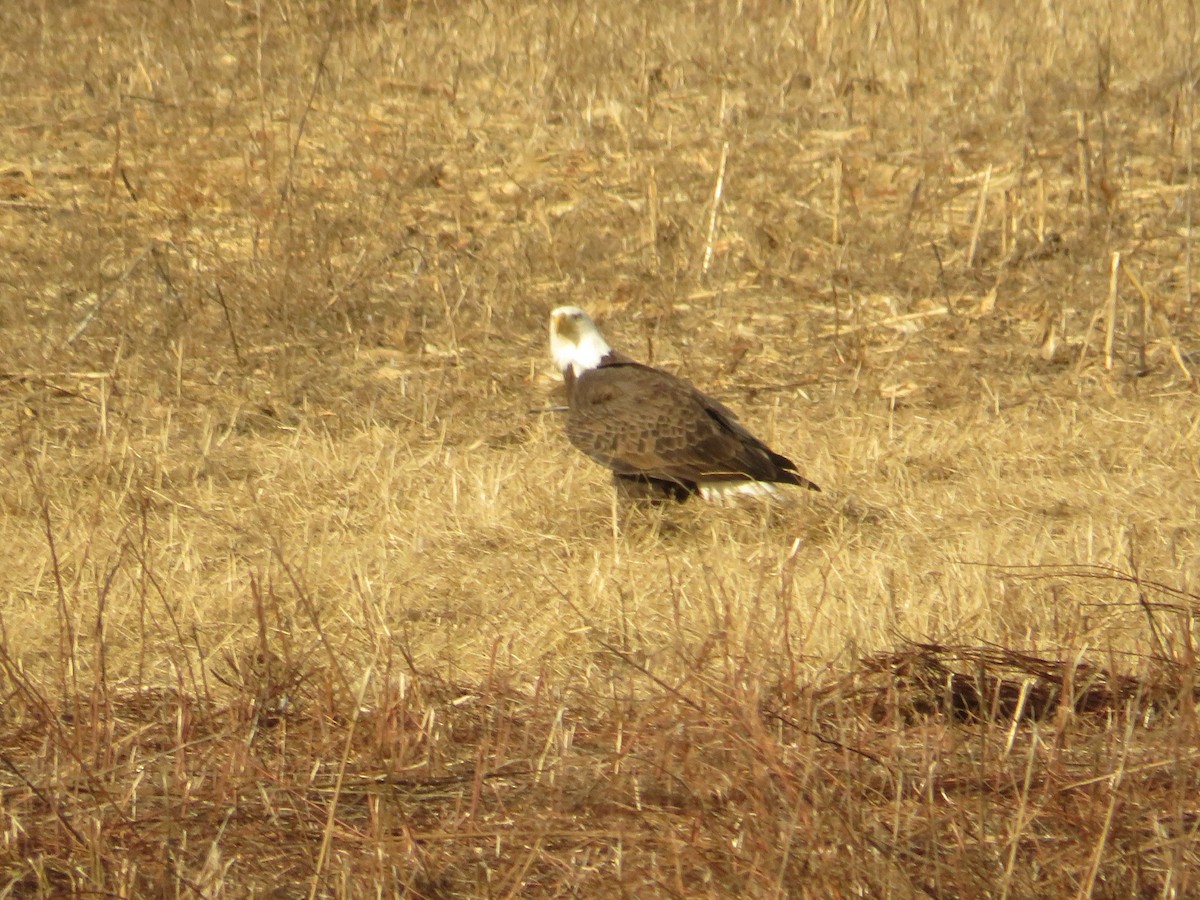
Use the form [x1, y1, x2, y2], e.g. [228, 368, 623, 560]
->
[2, 0, 1200, 895]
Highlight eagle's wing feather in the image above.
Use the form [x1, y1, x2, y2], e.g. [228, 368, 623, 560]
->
[567, 363, 814, 489]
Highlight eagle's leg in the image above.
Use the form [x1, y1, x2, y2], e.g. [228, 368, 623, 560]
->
[612, 473, 695, 504]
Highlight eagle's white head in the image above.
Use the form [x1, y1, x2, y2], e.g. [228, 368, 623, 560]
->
[549, 306, 613, 377]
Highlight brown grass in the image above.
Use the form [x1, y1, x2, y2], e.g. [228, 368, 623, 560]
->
[2, 0, 1200, 895]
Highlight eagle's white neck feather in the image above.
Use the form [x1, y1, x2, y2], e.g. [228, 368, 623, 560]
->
[550, 306, 613, 377]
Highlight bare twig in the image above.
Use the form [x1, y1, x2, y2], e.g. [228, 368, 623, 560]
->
[66, 242, 155, 345]
[0, 752, 88, 848]
[966, 164, 992, 268]
[309, 660, 375, 900]
[1104, 250, 1120, 370]
[831, 155, 843, 244]
[701, 141, 730, 275]
[278, 26, 336, 207]
[214, 282, 245, 366]
[1188, 1, 1196, 310]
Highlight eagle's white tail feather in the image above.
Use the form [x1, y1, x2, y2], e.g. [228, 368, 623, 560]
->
[698, 481, 788, 504]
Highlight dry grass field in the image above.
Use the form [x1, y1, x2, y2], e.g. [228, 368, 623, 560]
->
[3, 0, 1200, 895]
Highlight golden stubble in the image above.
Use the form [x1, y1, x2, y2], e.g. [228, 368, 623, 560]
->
[1, 0, 1198, 895]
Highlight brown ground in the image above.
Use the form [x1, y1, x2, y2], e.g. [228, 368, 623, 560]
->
[2, 1, 1200, 896]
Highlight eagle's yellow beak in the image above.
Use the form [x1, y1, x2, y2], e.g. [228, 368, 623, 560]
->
[550, 307, 583, 345]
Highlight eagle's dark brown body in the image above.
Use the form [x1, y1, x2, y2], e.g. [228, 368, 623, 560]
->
[561, 350, 820, 502]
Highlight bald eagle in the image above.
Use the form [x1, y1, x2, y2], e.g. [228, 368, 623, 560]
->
[549, 306, 820, 502]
